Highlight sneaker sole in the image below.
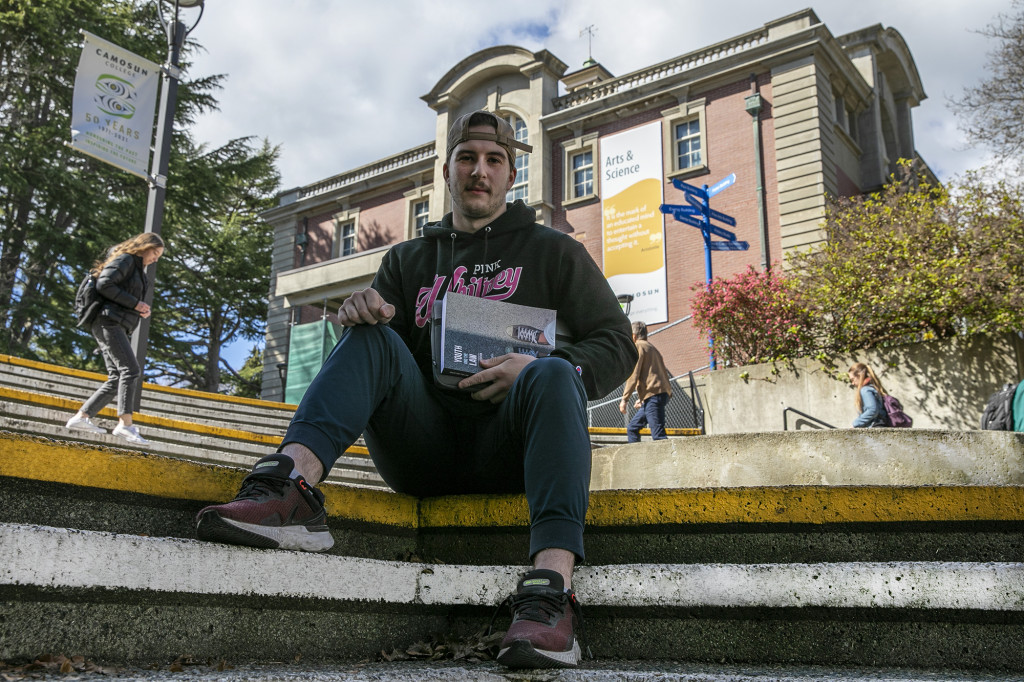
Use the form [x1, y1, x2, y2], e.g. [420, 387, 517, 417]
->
[496, 639, 581, 669]
[67, 423, 106, 434]
[196, 511, 335, 552]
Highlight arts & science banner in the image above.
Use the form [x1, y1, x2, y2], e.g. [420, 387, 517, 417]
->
[600, 122, 667, 324]
[70, 31, 159, 179]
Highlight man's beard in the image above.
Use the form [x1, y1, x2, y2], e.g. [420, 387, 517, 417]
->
[453, 182, 504, 219]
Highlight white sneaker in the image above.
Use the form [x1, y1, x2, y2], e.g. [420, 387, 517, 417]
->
[66, 414, 106, 434]
[112, 424, 149, 445]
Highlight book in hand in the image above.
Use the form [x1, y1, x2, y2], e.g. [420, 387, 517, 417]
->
[431, 292, 556, 390]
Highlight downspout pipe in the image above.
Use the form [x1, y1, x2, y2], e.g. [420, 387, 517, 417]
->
[745, 78, 770, 271]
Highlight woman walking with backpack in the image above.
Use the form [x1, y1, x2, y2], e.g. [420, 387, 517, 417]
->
[848, 362, 891, 428]
[65, 233, 165, 445]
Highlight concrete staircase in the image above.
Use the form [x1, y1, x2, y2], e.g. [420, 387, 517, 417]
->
[1, 354, 1022, 676]
[0, 354, 383, 488]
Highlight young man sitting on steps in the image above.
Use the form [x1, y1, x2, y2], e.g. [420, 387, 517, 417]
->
[195, 110, 637, 669]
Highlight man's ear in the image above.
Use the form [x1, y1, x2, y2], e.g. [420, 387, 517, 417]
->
[442, 162, 450, 183]
[506, 164, 517, 192]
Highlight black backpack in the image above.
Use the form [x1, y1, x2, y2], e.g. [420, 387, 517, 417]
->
[980, 382, 1018, 430]
[74, 273, 101, 328]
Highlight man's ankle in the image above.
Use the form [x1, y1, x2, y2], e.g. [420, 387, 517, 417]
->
[277, 444, 324, 484]
[532, 548, 575, 589]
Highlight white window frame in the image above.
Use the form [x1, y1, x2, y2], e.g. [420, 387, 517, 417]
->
[404, 186, 432, 240]
[503, 113, 529, 203]
[332, 208, 359, 258]
[662, 98, 708, 179]
[561, 132, 599, 206]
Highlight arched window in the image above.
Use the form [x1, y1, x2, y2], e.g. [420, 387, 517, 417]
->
[504, 114, 529, 203]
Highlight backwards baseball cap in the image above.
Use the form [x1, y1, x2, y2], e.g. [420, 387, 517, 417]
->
[445, 110, 533, 164]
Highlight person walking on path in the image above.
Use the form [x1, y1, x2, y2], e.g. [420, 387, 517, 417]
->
[65, 233, 164, 445]
[620, 321, 673, 442]
[848, 362, 891, 428]
[194, 111, 637, 670]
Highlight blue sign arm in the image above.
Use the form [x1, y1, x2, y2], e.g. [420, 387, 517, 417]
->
[707, 207, 736, 227]
[659, 203, 700, 216]
[671, 177, 708, 199]
[707, 173, 736, 197]
[705, 224, 737, 241]
[707, 240, 749, 251]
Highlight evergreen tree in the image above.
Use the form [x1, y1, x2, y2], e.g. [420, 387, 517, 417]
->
[148, 138, 279, 391]
[0, 0, 281, 392]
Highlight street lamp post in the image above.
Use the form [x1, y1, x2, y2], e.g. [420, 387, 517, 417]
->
[131, 0, 205, 409]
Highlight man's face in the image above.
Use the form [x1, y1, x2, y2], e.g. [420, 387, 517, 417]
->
[443, 125, 517, 230]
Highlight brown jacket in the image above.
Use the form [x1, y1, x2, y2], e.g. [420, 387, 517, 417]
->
[622, 339, 673, 403]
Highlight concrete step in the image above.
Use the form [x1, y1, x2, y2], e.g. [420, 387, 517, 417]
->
[1, 432, 1022, 672]
[0, 388, 385, 489]
[0, 353, 296, 435]
[4, 521, 1022, 670]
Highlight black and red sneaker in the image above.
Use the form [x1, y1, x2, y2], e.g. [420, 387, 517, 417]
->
[493, 569, 587, 669]
[195, 454, 334, 552]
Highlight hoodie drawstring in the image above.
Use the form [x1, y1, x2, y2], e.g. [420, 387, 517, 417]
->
[448, 232, 457, 275]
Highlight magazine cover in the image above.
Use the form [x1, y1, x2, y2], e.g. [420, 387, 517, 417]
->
[435, 292, 556, 385]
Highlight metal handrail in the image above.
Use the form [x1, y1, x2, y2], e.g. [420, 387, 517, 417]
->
[649, 315, 691, 337]
[688, 370, 706, 432]
[782, 407, 836, 431]
[588, 316, 693, 412]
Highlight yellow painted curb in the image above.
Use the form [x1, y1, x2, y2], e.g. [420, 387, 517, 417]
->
[4, 431, 1023, 530]
[0, 432, 411, 527]
[590, 426, 701, 436]
[586, 486, 1024, 526]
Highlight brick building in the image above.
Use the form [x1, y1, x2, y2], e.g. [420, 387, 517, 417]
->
[259, 9, 929, 403]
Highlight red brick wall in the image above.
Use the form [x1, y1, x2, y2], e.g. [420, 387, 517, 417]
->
[288, 72, 787, 384]
[550, 73, 781, 380]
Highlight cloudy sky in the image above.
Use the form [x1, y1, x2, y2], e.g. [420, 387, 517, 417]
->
[181, 0, 1011, 192]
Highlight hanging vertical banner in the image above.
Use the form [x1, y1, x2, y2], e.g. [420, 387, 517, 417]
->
[70, 31, 160, 179]
[285, 319, 342, 405]
[600, 121, 667, 324]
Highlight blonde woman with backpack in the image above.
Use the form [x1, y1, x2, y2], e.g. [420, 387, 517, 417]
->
[848, 362, 891, 428]
[65, 233, 164, 444]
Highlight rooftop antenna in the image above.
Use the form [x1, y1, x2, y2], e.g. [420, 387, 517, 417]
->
[580, 24, 597, 65]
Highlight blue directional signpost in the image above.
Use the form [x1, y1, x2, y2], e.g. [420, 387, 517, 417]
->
[660, 172, 747, 370]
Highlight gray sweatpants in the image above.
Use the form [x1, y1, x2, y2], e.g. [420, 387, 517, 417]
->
[81, 317, 140, 417]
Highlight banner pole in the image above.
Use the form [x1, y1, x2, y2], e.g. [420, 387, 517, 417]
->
[131, 0, 204, 408]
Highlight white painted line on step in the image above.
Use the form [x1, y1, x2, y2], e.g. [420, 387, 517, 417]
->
[1, 523, 422, 603]
[3, 524, 1022, 611]
[572, 562, 1024, 611]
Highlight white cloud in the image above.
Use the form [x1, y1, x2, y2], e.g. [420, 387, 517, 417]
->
[184, 0, 1009, 189]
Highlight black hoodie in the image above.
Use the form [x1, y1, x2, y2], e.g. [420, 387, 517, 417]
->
[371, 200, 637, 402]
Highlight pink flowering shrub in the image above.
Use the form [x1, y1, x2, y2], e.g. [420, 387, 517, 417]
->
[690, 265, 814, 367]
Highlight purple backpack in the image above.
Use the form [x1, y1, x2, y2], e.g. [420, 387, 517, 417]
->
[881, 393, 913, 428]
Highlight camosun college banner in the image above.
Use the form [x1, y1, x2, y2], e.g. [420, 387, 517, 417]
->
[70, 32, 159, 179]
[600, 121, 668, 325]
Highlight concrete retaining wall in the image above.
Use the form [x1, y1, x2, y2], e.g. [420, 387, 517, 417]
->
[591, 429, 1024, 489]
[700, 333, 1023, 434]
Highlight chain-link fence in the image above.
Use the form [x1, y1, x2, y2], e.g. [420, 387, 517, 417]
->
[587, 370, 706, 431]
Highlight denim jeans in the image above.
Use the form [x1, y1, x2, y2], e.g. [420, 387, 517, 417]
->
[626, 392, 670, 442]
[283, 324, 592, 560]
